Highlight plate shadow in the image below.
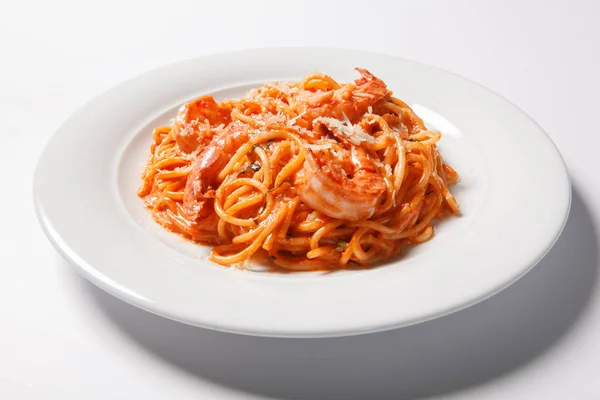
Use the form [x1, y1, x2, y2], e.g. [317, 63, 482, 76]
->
[72, 185, 598, 400]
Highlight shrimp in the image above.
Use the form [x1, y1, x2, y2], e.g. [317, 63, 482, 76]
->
[295, 114, 386, 221]
[296, 68, 390, 126]
[295, 145, 385, 221]
[183, 120, 249, 220]
[172, 95, 232, 154]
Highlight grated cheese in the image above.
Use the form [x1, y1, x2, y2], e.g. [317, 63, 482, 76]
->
[287, 111, 306, 126]
[313, 115, 376, 146]
[305, 143, 333, 151]
[384, 164, 392, 177]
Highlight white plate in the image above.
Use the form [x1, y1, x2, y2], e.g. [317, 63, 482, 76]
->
[34, 48, 570, 338]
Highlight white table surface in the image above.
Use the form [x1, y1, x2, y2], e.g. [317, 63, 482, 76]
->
[2, 0, 600, 398]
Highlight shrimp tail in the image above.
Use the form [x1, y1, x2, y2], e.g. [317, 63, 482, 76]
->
[354, 68, 390, 98]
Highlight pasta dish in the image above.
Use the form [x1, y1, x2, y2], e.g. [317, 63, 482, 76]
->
[138, 69, 459, 271]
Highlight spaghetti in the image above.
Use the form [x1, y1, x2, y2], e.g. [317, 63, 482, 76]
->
[138, 68, 459, 271]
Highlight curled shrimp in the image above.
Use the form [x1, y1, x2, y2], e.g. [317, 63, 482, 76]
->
[172, 95, 232, 153]
[295, 146, 385, 221]
[296, 68, 390, 125]
[183, 120, 249, 220]
[294, 116, 386, 221]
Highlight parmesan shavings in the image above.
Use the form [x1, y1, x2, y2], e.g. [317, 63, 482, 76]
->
[313, 115, 375, 146]
[384, 164, 393, 177]
[287, 111, 306, 126]
[305, 143, 333, 151]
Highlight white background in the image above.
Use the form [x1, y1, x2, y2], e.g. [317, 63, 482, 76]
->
[2, 0, 599, 398]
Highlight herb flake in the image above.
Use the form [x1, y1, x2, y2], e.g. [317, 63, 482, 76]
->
[249, 161, 261, 172]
